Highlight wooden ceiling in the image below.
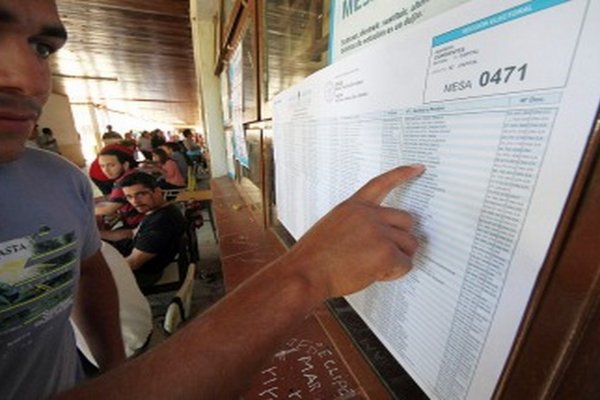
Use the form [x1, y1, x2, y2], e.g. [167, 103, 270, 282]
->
[51, 0, 217, 128]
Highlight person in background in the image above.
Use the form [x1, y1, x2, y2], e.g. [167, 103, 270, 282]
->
[89, 157, 115, 196]
[95, 145, 143, 229]
[160, 142, 189, 183]
[181, 128, 208, 172]
[89, 143, 134, 196]
[169, 131, 180, 142]
[124, 131, 135, 141]
[1, 0, 424, 398]
[181, 128, 199, 154]
[98, 172, 185, 288]
[150, 129, 166, 149]
[121, 131, 137, 156]
[37, 126, 60, 153]
[137, 131, 153, 160]
[102, 124, 123, 145]
[151, 147, 186, 190]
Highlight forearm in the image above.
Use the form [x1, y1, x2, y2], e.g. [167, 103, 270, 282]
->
[100, 228, 133, 242]
[72, 251, 126, 371]
[60, 254, 324, 399]
[95, 202, 121, 216]
[181, 255, 325, 398]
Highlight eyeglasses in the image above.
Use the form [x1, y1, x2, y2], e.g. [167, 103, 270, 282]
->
[124, 189, 153, 201]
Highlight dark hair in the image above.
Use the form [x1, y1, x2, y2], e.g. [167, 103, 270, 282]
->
[152, 148, 169, 164]
[162, 142, 184, 153]
[99, 148, 138, 168]
[182, 129, 192, 138]
[118, 171, 158, 190]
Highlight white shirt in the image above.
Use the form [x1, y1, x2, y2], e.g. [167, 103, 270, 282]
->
[71, 242, 153, 365]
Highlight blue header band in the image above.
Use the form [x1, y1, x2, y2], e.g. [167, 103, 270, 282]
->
[432, 0, 569, 47]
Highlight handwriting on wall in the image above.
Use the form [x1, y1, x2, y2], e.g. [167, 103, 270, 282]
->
[245, 336, 361, 399]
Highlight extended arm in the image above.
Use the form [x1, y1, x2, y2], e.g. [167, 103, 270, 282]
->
[95, 201, 122, 216]
[99, 228, 133, 242]
[97, 231, 157, 270]
[71, 250, 126, 372]
[59, 165, 424, 399]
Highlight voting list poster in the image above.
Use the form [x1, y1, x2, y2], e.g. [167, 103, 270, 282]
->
[273, 0, 600, 399]
[329, 0, 470, 62]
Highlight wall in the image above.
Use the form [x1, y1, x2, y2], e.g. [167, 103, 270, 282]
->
[38, 93, 85, 166]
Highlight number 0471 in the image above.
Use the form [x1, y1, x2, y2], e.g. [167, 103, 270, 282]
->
[479, 64, 528, 87]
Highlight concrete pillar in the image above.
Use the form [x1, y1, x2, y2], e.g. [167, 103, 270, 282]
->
[190, 1, 228, 177]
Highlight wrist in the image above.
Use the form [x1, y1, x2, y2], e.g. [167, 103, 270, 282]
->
[278, 247, 331, 305]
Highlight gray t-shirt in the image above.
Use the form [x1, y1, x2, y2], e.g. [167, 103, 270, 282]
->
[0, 148, 101, 399]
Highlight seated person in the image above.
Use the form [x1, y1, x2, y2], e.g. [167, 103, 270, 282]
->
[160, 142, 189, 183]
[138, 131, 153, 160]
[94, 145, 143, 228]
[89, 158, 114, 196]
[100, 172, 186, 288]
[152, 148, 186, 190]
[89, 142, 132, 196]
[71, 241, 153, 367]
[181, 128, 206, 167]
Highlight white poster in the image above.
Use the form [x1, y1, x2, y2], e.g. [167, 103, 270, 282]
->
[229, 45, 249, 167]
[329, 0, 471, 62]
[274, 0, 599, 399]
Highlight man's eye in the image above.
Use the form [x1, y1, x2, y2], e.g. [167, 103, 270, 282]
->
[30, 42, 55, 59]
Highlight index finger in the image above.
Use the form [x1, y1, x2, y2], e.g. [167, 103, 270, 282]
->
[352, 164, 425, 204]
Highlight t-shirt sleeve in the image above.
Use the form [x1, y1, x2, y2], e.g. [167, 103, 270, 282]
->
[134, 225, 175, 254]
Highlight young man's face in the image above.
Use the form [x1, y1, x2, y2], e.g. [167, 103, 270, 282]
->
[98, 154, 128, 179]
[123, 184, 163, 214]
[0, 0, 66, 163]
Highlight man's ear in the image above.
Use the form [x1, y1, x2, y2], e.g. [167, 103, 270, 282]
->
[123, 161, 130, 170]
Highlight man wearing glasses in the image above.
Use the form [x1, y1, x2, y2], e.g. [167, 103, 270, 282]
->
[100, 171, 185, 288]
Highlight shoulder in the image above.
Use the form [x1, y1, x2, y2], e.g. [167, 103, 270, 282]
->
[22, 148, 85, 181]
[4, 147, 100, 226]
[166, 203, 184, 214]
[2, 149, 87, 192]
[154, 204, 185, 223]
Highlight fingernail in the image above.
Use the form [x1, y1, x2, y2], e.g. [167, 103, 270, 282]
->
[408, 163, 426, 171]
